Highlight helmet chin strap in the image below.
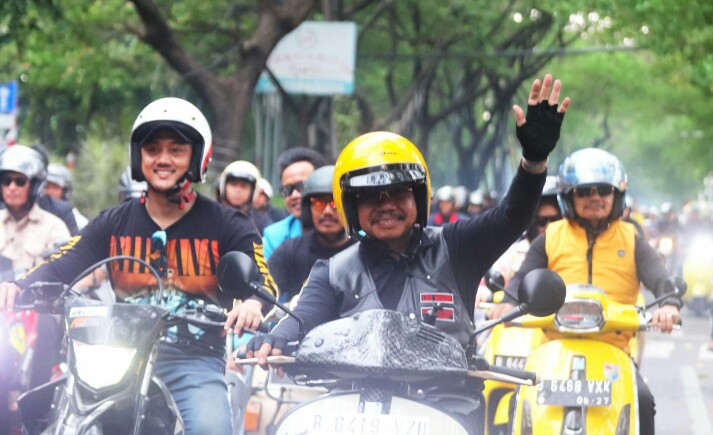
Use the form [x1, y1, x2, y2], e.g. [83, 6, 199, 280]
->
[142, 174, 196, 210]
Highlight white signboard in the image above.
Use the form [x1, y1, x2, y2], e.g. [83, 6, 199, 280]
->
[256, 21, 357, 96]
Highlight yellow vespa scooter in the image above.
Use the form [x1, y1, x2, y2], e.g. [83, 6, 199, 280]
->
[478, 273, 546, 435]
[510, 282, 683, 435]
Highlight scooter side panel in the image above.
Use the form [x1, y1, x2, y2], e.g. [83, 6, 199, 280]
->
[483, 324, 545, 434]
[513, 338, 637, 435]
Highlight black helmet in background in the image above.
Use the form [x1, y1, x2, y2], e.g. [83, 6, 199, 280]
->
[0, 145, 47, 207]
[300, 165, 336, 229]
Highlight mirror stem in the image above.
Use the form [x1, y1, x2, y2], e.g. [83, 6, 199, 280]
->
[249, 282, 305, 340]
[472, 304, 526, 336]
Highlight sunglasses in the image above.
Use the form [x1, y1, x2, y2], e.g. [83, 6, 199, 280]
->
[309, 196, 336, 211]
[279, 181, 305, 198]
[573, 185, 615, 198]
[0, 175, 29, 187]
[535, 215, 560, 227]
[356, 187, 413, 205]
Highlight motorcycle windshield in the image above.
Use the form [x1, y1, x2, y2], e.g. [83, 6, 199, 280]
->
[64, 296, 168, 349]
[293, 309, 467, 383]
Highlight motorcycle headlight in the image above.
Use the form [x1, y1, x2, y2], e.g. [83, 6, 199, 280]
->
[555, 299, 604, 333]
[72, 340, 136, 390]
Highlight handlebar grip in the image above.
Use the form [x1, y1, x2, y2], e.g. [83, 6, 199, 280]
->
[487, 364, 539, 385]
[242, 322, 270, 335]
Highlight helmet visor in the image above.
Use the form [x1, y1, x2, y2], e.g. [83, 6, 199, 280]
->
[132, 121, 204, 148]
[342, 163, 426, 190]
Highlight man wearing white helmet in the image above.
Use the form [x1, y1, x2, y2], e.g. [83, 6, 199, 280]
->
[428, 185, 468, 226]
[502, 148, 682, 434]
[219, 160, 271, 233]
[0, 98, 277, 434]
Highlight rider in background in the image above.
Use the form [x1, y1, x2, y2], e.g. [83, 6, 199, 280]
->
[268, 165, 356, 303]
[117, 165, 148, 202]
[0, 98, 278, 434]
[261, 147, 326, 259]
[428, 185, 468, 226]
[219, 160, 272, 234]
[501, 147, 682, 435]
[0, 146, 71, 276]
[253, 177, 288, 225]
[44, 163, 89, 230]
[248, 74, 570, 434]
[0, 145, 71, 392]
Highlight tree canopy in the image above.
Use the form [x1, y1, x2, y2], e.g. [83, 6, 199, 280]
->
[1, 0, 711, 213]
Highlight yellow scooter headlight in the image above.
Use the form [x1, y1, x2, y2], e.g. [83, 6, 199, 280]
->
[555, 299, 604, 333]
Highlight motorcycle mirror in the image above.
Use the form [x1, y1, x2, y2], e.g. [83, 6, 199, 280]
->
[485, 269, 505, 292]
[217, 251, 263, 300]
[518, 268, 566, 317]
[672, 276, 687, 298]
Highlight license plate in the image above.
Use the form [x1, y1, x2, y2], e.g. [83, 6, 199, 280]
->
[493, 355, 526, 371]
[307, 413, 430, 435]
[537, 379, 612, 407]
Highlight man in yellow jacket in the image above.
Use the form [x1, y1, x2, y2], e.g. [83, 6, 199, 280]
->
[496, 147, 681, 435]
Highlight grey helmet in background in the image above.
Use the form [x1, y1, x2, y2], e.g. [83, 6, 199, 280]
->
[300, 165, 335, 229]
[118, 165, 148, 202]
[46, 163, 73, 201]
[0, 145, 48, 207]
[557, 147, 628, 222]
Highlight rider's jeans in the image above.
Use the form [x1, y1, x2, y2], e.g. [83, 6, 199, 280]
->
[155, 344, 233, 435]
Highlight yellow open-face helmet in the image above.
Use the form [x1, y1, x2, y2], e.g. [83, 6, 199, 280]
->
[333, 132, 431, 239]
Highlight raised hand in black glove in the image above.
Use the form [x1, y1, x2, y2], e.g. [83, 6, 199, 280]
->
[513, 74, 571, 162]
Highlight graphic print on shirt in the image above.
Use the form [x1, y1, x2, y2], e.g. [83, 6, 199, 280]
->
[109, 235, 219, 300]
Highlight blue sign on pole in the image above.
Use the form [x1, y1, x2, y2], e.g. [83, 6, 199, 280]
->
[0, 81, 18, 114]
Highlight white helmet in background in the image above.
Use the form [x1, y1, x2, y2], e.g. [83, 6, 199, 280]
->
[219, 160, 261, 203]
[256, 178, 273, 200]
[129, 97, 212, 184]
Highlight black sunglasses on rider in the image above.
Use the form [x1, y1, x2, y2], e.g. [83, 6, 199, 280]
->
[356, 186, 413, 205]
[279, 181, 305, 198]
[0, 175, 29, 187]
[535, 215, 560, 227]
[573, 184, 615, 198]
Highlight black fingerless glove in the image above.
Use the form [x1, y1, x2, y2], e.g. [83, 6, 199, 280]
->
[246, 333, 287, 353]
[516, 100, 565, 162]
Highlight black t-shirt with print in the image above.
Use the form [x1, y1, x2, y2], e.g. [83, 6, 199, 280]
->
[18, 194, 276, 355]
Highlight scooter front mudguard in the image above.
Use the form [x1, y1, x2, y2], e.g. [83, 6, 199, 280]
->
[512, 338, 638, 435]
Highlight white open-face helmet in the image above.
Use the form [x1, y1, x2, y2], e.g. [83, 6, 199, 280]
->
[129, 97, 212, 183]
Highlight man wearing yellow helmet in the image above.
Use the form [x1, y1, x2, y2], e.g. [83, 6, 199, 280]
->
[247, 75, 570, 432]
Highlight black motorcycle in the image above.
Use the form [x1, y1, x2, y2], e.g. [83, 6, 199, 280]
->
[217, 252, 566, 435]
[15, 252, 242, 435]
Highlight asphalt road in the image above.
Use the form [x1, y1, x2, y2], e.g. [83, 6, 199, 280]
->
[640, 306, 713, 435]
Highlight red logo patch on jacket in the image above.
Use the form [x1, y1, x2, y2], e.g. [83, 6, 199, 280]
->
[420, 292, 455, 322]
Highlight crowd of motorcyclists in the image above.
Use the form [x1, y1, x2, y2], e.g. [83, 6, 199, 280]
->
[0, 73, 707, 434]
